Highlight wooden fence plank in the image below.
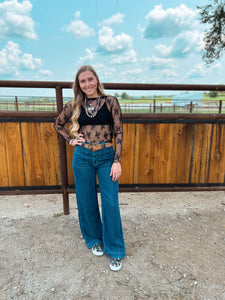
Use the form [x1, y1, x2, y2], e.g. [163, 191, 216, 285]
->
[21, 123, 44, 186]
[120, 123, 135, 184]
[208, 124, 225, 183]
[169, 123, 193, 184]
[40, 123, 60, 185]
[152, 123, 174, 183]
[0, 123, 9, 187]
[134, 123, 156, 184]
[190, 124, 212, 183]
[4, 123, 25, 186]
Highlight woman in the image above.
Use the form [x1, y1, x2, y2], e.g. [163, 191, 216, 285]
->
[54, 65, 126, 271]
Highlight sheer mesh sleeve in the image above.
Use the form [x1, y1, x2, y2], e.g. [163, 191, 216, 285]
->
[54, 100, 73, 143]
[106, 96, 123, 163]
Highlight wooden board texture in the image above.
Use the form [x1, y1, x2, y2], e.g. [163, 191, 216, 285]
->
[0, 121, 224, 189]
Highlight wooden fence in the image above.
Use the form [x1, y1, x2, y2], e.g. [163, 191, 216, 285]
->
[1, 117, 225, 187]
[0, 81, 225, 214]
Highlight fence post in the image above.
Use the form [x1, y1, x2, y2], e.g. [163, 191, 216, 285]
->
[15, 96, 19, 111]
[55, 86, 70, 215]
[219, 100, 222, 113]
[190, 101, 193, 113]
[153, 99, 156, 113]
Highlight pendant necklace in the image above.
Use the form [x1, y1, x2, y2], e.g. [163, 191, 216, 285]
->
[84, 96, 100, 118]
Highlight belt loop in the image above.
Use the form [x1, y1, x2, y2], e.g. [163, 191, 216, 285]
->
[82, 142, 85, 148]
[102, 142, 105, 149]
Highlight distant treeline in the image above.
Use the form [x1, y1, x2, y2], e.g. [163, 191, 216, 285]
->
[115, 91, 225, 100]
[1, 91, 225, 104]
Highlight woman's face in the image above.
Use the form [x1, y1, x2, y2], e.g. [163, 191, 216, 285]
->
[78, 70, 98, 98]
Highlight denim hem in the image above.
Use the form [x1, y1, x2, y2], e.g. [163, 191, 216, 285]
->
[103, 246, 126, 259]
[86, 239, 103, 249]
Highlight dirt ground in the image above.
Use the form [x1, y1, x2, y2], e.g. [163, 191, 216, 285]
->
[0, 191, 225, 300]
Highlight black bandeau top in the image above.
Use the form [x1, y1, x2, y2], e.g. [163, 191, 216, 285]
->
[78, 102, 113, 126]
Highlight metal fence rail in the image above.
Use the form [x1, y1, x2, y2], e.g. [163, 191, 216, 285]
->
[1, 99, 224, 114]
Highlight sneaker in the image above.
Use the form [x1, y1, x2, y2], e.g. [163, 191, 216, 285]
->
[110, 258, 122, 271]
[92, 243, 104, 256]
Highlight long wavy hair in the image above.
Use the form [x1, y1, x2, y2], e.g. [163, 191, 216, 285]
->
[70, 65, 106, 136]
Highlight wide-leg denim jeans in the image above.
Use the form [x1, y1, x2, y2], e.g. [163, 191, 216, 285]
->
[72, 144, 126, 259]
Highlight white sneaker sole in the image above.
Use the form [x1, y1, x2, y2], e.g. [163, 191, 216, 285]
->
[110, 262, 122, 271]
[92, 248, 104, 256]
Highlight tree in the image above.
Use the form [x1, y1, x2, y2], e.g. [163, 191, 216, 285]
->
[208, 91, 218, 97]
[198, 0, 225, 64]
[121, 92, 130, 99]
[114, 92, 120, 98]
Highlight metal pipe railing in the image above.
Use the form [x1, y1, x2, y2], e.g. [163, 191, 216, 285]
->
[1, 80, 225, 91]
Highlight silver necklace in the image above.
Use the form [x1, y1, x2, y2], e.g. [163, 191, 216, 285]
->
[84, 96, 100, 118]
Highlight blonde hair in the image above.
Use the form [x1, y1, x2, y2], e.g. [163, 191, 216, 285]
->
[70, 65, 106, 136]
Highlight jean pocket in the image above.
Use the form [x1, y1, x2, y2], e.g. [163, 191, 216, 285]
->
[106, 146, 115, 158]
[73, 146, 88, 167]
[98, 147, 115, 166]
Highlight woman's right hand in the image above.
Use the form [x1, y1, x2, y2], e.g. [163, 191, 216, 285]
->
[69, 134, 85, 146]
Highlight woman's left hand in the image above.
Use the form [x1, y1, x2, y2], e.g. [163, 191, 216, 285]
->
[110, 162, 122, 182]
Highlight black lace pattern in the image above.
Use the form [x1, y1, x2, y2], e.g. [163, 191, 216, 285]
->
[54, 96, 123, 163]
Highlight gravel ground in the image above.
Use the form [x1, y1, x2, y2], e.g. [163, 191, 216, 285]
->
[0, 191, 225, 300]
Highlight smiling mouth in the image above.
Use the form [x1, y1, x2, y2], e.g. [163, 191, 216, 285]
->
[86, 88, 94, 93]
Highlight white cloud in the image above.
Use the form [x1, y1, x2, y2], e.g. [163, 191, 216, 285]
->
[38, 69, 52, 76]
[100, 13, 125, 27]
[0, 0, 37, 40]
[98, 26, 133, 54]
[110, 49, 137, 64]
[185, 62, 224, 81]
[75, 48, 96, 67]
[155, 30, 203, 58]
[160, 69, 177, 78]
[21, 53, 42, 70]
[186, 63, 204, 79]
[142, 4, 198, 39]
[141, 56, 175, 70]
[122, 68, 143, 76]
[211, 63, 223, 74]
[63, 11, 95, 39]
[0, 41, 49, 76]
[92, 63, 116, 80]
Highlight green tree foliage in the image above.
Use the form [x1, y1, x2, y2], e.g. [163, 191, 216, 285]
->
[198, 1, 225, 64]
[208, 91, 218, 97]
[114, 92, 120, 98]
[121, 92, 130, 99]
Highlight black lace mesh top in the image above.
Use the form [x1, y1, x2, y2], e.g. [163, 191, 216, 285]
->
[54, 95, 123, 163]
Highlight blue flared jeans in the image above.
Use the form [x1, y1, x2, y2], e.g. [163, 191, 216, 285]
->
[72, 143, 126, 259]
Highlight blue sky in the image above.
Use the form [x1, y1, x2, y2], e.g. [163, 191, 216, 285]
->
[0, 0, 224, 96]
